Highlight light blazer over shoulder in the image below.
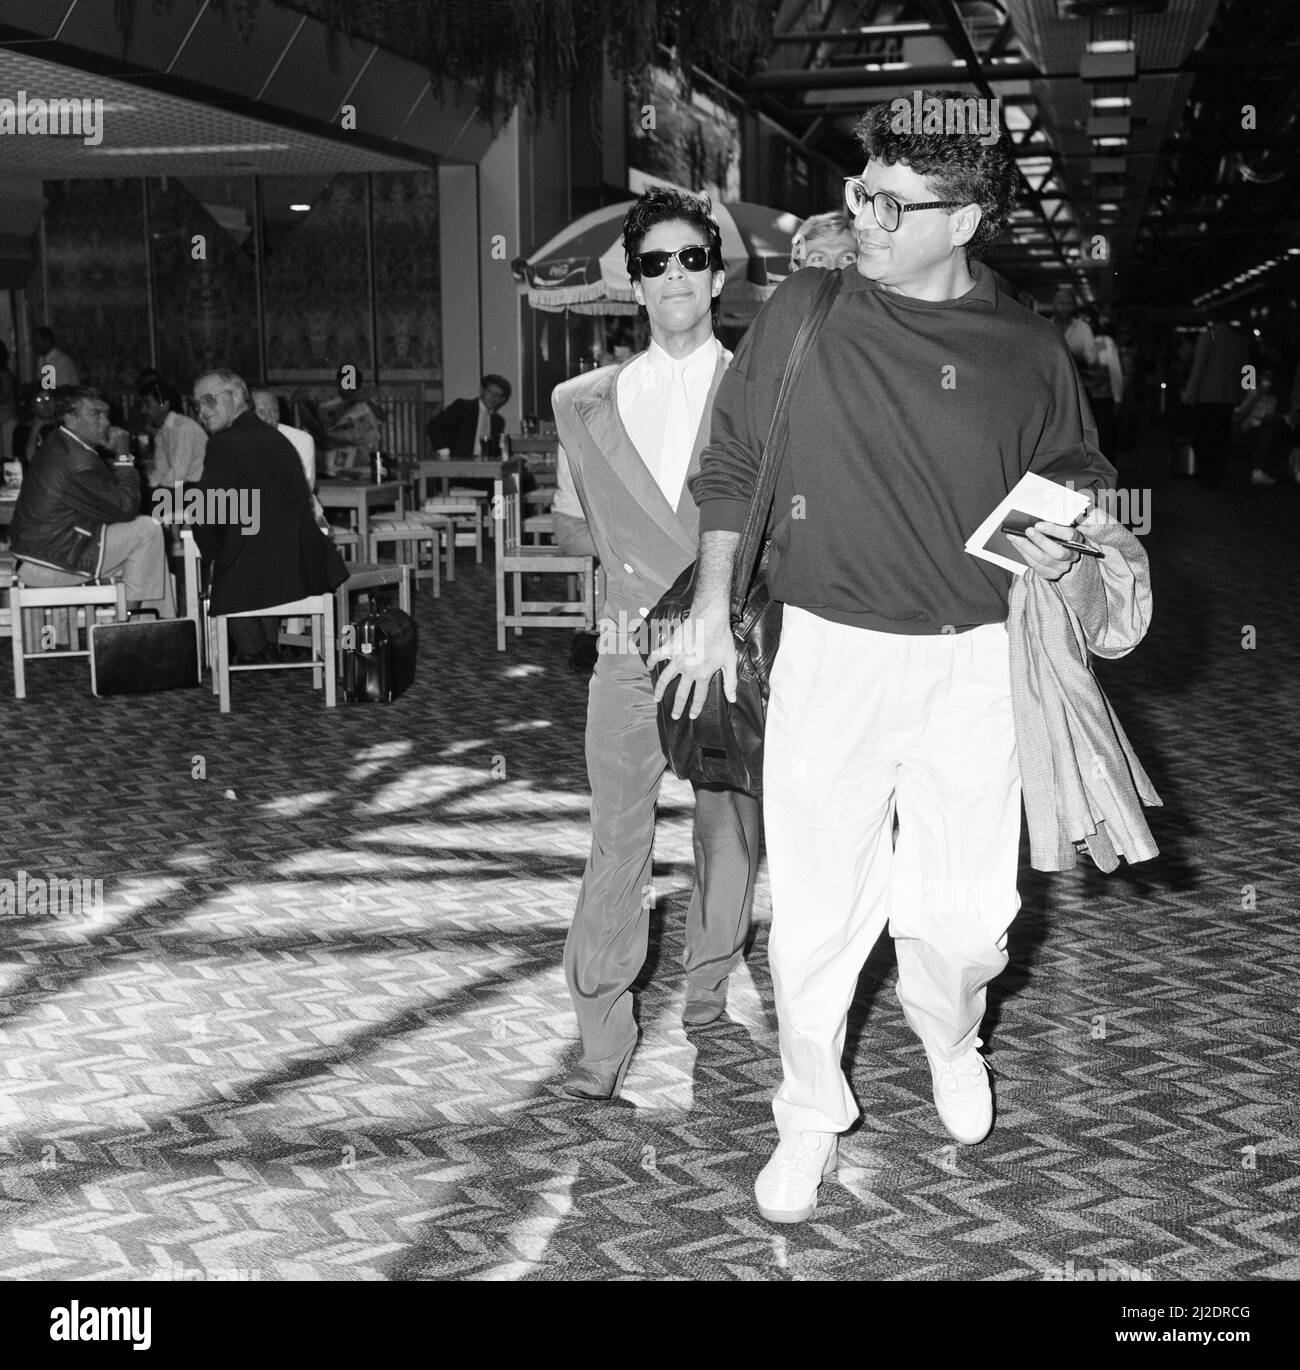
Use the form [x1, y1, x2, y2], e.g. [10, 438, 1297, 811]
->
[551, 351, 728, 631]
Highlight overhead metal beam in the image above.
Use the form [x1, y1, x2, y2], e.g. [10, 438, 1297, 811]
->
[749, 46, 1300, 92]
[772, 22, 936, 43]
[750, 58, 1036, 90]
[920, 0, 1079, 283]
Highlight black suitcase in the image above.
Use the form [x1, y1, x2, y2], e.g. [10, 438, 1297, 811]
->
[89, 618, 200, 696]
[341, 608, 418, 702]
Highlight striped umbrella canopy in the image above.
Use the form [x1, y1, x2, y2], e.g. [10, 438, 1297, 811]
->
[511, 199, 802, 322]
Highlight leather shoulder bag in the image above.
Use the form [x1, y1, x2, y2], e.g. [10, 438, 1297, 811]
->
[644, 270, 842, 795]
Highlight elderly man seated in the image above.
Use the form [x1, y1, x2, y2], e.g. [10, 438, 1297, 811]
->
[191, 369, 347, 664]
[251, 388, 316, 493]
[8, 385, 176, 617]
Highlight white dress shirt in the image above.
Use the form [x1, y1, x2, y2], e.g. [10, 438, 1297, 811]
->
[150, 409, 207, 487]
[474, 399, 493, 451]
[278, 422, 317, 492]
[554, 336, 726, 519]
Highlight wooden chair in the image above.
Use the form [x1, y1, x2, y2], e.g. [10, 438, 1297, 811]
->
[211, 595, 337, 713]
[331, 528, 365, 561]
[337, 561, 412, 625]
[334, 561, 413, 672]
[0, 552, 15, 642]
[368, 518, 445, 595]
[414, 498, 483, 575]
[382, 396, 428, 461]
[9, 579, 129, 699]
[494, 472, 597, 650]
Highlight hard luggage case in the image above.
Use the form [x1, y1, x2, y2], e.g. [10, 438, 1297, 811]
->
[341, 608, 418, 703]
[89, 618, 200, 696]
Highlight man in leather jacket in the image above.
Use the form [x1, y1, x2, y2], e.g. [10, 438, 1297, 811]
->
[9, 386, 176, 617]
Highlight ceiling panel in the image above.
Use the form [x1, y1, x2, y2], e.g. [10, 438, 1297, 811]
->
[0, 48, 422, 177]
[252, 13, 375, 118]
[162, 2, 310, 102]
[1006, 0, 1221, 74]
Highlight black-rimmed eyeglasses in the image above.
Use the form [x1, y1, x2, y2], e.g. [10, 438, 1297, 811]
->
[629, 245, 713, 278]
[843, 177, 962, 233]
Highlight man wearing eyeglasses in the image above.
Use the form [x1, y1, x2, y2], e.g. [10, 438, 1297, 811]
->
[653, 90, 1128, 1220]
[191, 370, 347, 665]
[549, 187, 762, 1100]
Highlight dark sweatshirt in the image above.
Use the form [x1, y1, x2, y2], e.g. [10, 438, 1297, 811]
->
[691, 261, 1116, 633]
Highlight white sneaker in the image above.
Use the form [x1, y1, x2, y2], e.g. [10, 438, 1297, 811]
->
[754, 1131, 838, 1224]
[926, 1039, 994, 1145]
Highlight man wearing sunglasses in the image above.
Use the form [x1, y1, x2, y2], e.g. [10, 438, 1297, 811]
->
[549, 187, 762, 1100]
[653, 90, 1138, 1220]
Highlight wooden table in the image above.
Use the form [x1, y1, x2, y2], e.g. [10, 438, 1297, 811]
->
[316, 480, 406, 543]
[415, 459, 513, 504]
[510, 436, 559, 459]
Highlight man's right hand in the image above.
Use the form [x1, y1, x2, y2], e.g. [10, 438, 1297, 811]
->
[647, 606, 737, 720]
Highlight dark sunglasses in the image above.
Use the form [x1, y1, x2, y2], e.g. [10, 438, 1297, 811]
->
[630, 244, 713, 278]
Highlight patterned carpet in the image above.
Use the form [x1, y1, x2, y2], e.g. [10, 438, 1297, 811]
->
[1, 433, 1297, 1284]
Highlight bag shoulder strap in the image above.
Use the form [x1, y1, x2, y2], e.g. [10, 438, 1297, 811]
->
[731, 270, 842, 616]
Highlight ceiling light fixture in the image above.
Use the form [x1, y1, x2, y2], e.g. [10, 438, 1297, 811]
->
[94, 142, 292, 155]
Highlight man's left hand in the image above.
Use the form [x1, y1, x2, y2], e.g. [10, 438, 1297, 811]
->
[1010, 520, 1083, 582]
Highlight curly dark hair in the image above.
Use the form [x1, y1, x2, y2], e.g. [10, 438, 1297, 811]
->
[623, 187, 724, 327]
[853, 88, 1018, 257]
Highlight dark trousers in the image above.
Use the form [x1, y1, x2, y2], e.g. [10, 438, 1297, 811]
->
[1195, 403, 1235, 486]
[564, 643, 761, 1068]
[229, 615, 281, 658]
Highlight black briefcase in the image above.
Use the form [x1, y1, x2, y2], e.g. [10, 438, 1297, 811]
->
[89, 618, 200, 696]
[341, 608, 418, 702]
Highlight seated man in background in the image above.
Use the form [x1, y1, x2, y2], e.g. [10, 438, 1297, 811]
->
[9, 385, 176, 617]
[138, 377, 206, 489]
[426, 374, 511, 458]
[426, 374, 512, 498]
[252, 388, 316, 493]
[191, 370, 347, 664]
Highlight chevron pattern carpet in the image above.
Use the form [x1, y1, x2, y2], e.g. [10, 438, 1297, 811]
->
[1, 440, 1297, 1283]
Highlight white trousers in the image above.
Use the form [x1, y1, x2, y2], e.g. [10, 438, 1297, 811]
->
[763, 609, 1023, 1139]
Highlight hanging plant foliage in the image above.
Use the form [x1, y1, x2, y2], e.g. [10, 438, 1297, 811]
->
[110, 0, 774, 122]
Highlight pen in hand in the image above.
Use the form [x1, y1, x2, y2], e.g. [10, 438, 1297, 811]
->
[1001, 525, 1104, 558]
